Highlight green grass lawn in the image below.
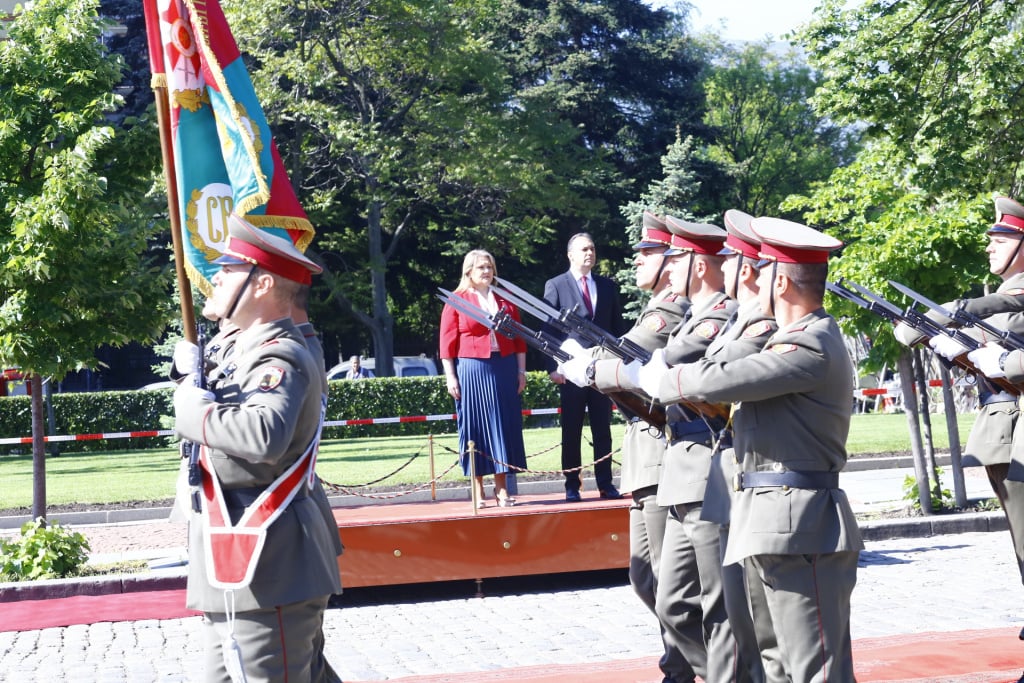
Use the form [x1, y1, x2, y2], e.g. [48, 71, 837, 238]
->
[0, 412, 978, 511]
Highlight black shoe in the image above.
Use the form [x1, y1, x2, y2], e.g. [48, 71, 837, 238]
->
[1019, 626, 1024, 640]
[565, 489, 582, 502]
[599, 486, 623, 500]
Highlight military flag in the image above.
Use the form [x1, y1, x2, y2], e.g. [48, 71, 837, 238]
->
[143, 0, 313, 295]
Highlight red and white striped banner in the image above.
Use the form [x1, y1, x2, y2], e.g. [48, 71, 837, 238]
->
[854, 379, 944, 399]
[0, 408, 564, 444]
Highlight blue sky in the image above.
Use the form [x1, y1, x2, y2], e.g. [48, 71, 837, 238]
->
[649, 0, 820, 42]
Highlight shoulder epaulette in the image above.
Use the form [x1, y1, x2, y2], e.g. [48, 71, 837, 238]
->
[768, 343, 798, 354]
[741, 321, 774, 338]
[694, 320, 720, 339]
[643, 313, 668, 332]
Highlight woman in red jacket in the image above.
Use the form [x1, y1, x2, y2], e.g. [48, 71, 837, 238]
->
[440, 249, 528, 507]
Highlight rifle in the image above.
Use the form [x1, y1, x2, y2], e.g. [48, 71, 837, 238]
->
[887, 280, 1024, 351]
[186, 325, 206, 512]
[491, 278, 651, 363]
[483, 281, 729, 422]
[827, 279, 1021, 396]
[437, 288, 667, 428]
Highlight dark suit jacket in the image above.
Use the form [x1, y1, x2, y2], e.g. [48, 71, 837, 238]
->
[542, 270, 626, 372]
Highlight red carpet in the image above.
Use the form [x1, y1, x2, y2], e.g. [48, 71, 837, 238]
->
[3, 591, 1022, 682]
[346, 628, 1024, 683]
[0, 589, 199, 631]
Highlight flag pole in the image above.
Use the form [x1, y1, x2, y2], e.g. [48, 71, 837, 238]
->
[143, 0, 197, 344]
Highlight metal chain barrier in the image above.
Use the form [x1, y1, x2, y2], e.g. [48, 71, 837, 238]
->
[317, 433, 623, 499]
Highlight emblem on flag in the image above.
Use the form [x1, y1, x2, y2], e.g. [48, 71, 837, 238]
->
[144, 0, 314, 295]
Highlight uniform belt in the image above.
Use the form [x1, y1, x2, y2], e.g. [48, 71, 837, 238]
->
[222, 483, 309, 509]
[666, 420, 713, 444]
[733, 470, 839, 492]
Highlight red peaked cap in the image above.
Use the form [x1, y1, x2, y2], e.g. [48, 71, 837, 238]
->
[633, 211, 673, 250]
[663, 215, 726, 256]
[217, 213, 322, 285]
[751, 217, 842, 265]
[719, 209, 761, 259]
[989, 196, 1024, 235]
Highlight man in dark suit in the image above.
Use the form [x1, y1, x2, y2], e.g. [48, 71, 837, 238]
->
[544, 232, 627, 502]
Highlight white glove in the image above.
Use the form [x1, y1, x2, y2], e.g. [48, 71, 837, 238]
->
[967, 342, 1009, 379]
[559, 337, 588, 359]
[619, 360, 642, 389]
[174, 374, 215, 411]
[173, 341, 201, 375]
[557, 356, 593, 388]
[928, 334, 969, 360]
[638, 348, 669, 398]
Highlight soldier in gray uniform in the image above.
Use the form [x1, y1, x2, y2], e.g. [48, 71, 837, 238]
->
[645, 210, 776, 682]
[928, 198, 1024, 644]
[645, 217, 862, 683]
[560, 211, 693, 683]
[697, 210, 775, 683]
[612, 216, 739, 681]
[174, 213, 343, 682]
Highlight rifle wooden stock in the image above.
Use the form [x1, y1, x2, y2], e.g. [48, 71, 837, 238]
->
[607, 390, 667, 428]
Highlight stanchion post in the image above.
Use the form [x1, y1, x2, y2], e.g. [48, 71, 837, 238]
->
[468, 440, 478, 515]
[428, 433, 437, 501]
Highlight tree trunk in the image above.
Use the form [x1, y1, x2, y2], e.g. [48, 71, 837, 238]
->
[938, 363, 966, 507]
[29, 374, 46, 520]
[898, 350, 931, 514]
[367, 198, 395, 376]
[912, 348, 941, 505]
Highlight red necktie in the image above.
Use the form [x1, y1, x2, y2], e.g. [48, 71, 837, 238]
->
[580, 276, 594, 317]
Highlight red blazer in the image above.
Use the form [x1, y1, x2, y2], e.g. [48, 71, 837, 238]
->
[439, 290, 527, 359]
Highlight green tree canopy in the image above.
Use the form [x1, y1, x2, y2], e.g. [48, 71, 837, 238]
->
[0, 0, 171, 381]
[225, 0, 602, 373]
[700, 39, 858, 218]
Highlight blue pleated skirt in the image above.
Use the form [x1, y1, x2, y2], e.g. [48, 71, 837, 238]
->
[454, 353, 527, 476]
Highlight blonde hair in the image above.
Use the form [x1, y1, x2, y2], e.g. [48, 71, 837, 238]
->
[455, 249, 497, 292]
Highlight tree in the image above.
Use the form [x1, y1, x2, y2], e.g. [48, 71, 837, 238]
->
[786, 0, 1024, 512]
[800, 0, 1024, 196]
[700, 39, 859, 217]
[488, 0, 722, 249]
[223, 0, 599, 375]
[0, 0, 173, 517]
[615, 133, 707, 318]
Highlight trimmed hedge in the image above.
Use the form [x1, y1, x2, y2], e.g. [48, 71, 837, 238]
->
[0, 372, 562, 455]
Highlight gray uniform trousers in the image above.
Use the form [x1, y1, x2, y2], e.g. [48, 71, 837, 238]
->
[203, 595, 332, 683]
[631, 484, 695, 682]
[705, 450, 765, 682]
[747, 551, 858, 683]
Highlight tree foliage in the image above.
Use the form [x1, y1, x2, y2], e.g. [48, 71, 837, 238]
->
[700, 39, 859, 217]
[801, 0, 1024, 195]
[786, 0, 1018, 370]
[0, 0, 171, 381]
[222, 0, 603, 373]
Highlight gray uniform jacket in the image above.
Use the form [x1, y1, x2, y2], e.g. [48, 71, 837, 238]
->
[655, 292, 736, 506]
[894, 272, 1024, 467]
[663, 310, 863, 565]
[176, 318, 343, 612]
[685, 299, 777, 524]
[297, 322, 347, 564]
[591, 289, 688, 493]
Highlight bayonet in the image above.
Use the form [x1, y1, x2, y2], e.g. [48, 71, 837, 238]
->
[888, 280, 1024, 351]
[437, 288, 668, 427]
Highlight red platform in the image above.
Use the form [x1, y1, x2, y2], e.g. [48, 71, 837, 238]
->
[334, 490, 631, 588]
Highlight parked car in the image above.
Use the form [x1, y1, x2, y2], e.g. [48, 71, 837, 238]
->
[326, 355, 438, 380]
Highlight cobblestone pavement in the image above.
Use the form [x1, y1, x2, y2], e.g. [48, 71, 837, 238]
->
[1, 530, 1022, 682]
